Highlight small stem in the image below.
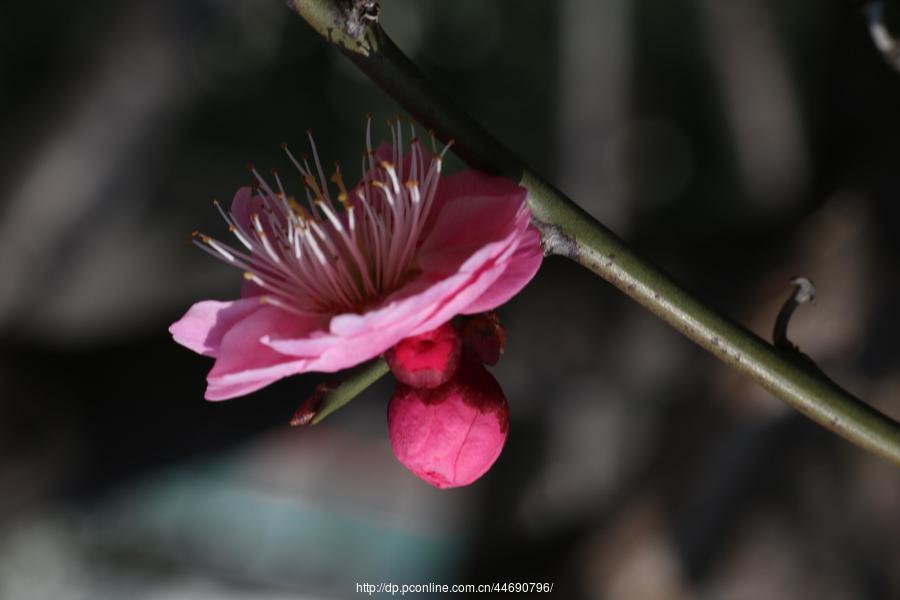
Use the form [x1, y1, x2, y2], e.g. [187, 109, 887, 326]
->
[285, 0, 900, 466]
[291, 357, 390, 425]
[773, 277, 816, 351]
[314, 357, 389, 424]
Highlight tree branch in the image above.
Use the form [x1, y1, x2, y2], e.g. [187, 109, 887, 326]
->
[284, 0, 900, 466]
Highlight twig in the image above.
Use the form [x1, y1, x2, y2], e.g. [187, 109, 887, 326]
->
[773, 277, 816, 352]
[291, 357, 389, 425]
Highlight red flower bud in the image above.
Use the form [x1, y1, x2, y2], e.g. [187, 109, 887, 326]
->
[387, 360, 509, 489]
[384, 322, 461, 389]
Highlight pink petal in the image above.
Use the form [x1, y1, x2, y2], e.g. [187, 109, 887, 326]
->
[240, 278, 265, 298]
[416, 189, 528, 275]
[421, 169, 525, 240]
[406, 200, 535, 335]
[407, 239, 519, 336]
[435, 169, 524, 202]
[204, 306, 323, 401]
[229, 186, 258, 231]
[204, 376, 288, 402]
[262, 271, 471, 370]
[460, 225, 543, 314]
[230, 186, 282, 238]
[169, 298, 261, 357]
[375, 141, 394, 163]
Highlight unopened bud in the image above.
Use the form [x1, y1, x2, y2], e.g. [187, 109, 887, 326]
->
[387, 360, 509, 489]
[385, 322, 461, 388]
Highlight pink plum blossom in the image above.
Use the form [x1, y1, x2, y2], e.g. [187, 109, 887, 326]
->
[170, 122, 542, 400]
[387, 359, 509, 489]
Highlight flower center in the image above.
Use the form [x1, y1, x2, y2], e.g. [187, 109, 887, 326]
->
[192, 119, 452, 316]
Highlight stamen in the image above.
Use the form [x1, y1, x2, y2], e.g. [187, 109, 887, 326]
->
[331, 169, 351, 208]
[251, 214, 282, 264]
[192, 121, 451, 316]
[307, 130, 333, 207]
[406, 180, 421, 202]
[381, 162, 401, 196]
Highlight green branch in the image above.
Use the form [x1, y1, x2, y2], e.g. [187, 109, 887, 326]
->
[285, 0, 900, 466]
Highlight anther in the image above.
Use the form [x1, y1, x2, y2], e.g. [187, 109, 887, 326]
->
[331, 171, 351, 207]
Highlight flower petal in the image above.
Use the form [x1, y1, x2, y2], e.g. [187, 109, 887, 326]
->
[169, 298, 261, 357]
[262, 271, 471, 370]
[416, 188, 528, 275]
[460, 225, 543, 314]
[407, 236, 522, 336]
[422, 169, 525, 241]
[229, 186, 258, 231]
[205, 305, 322, 401]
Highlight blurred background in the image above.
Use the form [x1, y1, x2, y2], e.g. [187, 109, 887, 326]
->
[2, 0, 900, 598]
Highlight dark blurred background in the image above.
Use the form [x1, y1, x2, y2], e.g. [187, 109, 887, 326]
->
[2, 0, 900, 598]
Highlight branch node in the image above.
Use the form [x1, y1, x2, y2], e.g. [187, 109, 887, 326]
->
[532, 217, 576, 258]
[287, 0, 379, 55]
[339, 0, 379, 41]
